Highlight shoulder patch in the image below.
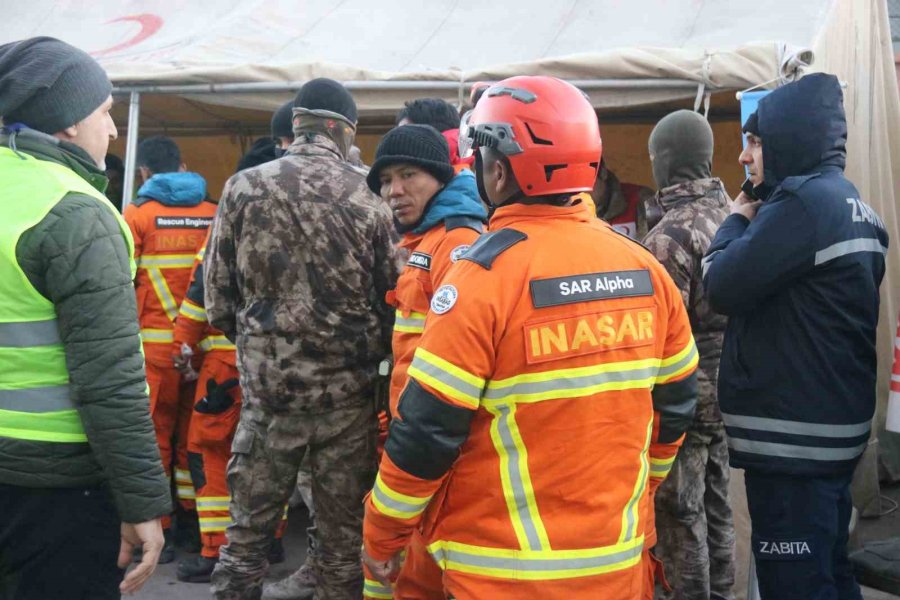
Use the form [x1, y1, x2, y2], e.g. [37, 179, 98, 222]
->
[450, 244, 471, 263]
[431, 285, 458, 314]
[407, 251, 432, 271]
[444, 216, 485, 234]
[461, 228, 527, 270]
[530, 269, 654, 308]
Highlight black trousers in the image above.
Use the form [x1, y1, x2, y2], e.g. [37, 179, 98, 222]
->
[0, 483, 125, 600]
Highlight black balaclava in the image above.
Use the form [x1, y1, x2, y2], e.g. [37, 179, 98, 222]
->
[648, 109, 714, 189]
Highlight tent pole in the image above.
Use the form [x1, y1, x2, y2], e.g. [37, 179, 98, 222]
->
[121, 91, 141, 212]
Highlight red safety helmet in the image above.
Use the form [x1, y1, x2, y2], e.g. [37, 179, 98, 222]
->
[460, 76, 602, 197]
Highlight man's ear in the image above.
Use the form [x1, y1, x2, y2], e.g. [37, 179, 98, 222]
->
[55, 125, 78, 141]
[178, 163, 187, 173]
[138, 166, 151, 183]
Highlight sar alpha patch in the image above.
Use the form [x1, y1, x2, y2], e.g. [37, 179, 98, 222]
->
[431, 285, 458, 314]
[408, 251, 432, 271]
[155, 216, 214, 229]
[524, 307, 657, 364]
[450, 245, 471, 263]
[530, 269, 654, 308]
[754, 538, 814, 561]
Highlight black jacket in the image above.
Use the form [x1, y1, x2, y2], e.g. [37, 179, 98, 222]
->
[702, 74, 888, 476]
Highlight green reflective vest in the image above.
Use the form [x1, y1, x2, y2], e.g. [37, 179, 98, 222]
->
[0, 146, 135, 443]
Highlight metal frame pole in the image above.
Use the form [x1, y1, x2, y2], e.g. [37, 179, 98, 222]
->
[121, 91, 141, 212]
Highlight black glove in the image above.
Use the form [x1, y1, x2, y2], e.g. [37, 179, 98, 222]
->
[194, 378, 239, 415]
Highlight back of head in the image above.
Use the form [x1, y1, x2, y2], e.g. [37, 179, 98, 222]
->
[0, 36, 111, 134]
[395, 98, 460, 132]
[465, 76, 602, 198]
[752, 73, 847, 184]
[293, 78, 358, 124]
[236, 137, 278, 173]
[137, 136, 181, 174]
[105, 153, 124, 174]
[366, 124, 454, 194]
[271, 100, 294, 140]
[648, 109, 714, 189]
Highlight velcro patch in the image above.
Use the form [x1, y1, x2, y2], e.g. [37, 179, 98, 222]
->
[524, 307, 656, 364]
[530, 270, 654, 308]
[155, 216, 214, 229]
[408, 252, 432, 271]
[754, 538, 814, 561]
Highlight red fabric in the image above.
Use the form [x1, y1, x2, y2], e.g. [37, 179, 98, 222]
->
[393, 530, 444, 600]
[441, 128, 474, 169]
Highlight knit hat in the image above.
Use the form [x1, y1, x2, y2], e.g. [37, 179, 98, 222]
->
[367, 124, 455, 194]
[0, 37, 112, 134]
[271, 100, 294, 139]
[648, 109, 714, 188]
[293, 78, 357, 124]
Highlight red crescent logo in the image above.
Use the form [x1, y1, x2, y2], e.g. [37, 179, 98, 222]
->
[93, 14, 164, 57]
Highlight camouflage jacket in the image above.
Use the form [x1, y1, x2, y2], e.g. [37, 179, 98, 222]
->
[643, 178, 730, 422]
[205, 134, 401, 414]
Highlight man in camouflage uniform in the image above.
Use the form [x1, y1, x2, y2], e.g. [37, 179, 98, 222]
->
[205, 78, 400, 600]
[642, 110, 735, 600]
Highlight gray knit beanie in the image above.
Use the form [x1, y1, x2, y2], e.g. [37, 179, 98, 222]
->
[0, 37, 112, 134]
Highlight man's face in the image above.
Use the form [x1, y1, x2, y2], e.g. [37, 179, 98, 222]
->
[379, 163, 442, 225]
[65, 96, 117, 169]
[740, 133, 764, 186]
[278, 136, 293, 150]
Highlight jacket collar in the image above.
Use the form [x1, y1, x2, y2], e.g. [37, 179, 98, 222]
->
[657, 177, 729, 213]
[285, 133, 345, 161]
[489, 193, 595, 231]
[1, 127, 108, 193]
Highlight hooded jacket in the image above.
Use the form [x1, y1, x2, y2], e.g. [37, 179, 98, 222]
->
[702, 74, 889, 476]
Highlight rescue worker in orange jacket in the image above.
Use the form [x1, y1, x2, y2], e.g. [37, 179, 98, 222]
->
[171, 233, 288, 583]
[362, 76, 698, 600]
[363, 124, 486, 600]
[124, 135, 217, 561]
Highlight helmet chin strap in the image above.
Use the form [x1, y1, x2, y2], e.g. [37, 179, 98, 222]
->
[474, 151, 527, 209]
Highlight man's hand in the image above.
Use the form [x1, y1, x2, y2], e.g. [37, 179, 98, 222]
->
[172, 351, 193, 377]
[118, 519, 164, 595]
[731, 191, 763, 221]
[362, 545, 402, 586]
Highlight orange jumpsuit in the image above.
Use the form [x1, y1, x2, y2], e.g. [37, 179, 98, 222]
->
[173, 239, 287, 559]
[367, 217, 482, 600]
[364, 198, 697, 600]
[124, 190, 217, 526]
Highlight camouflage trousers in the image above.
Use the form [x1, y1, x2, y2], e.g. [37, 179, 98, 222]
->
[654, 420, 736, 600]
[211, 398, 377, 600]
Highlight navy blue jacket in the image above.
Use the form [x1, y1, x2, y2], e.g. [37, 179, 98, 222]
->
[702, 73, 888, 476]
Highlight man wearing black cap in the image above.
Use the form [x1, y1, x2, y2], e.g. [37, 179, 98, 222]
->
[703, 73, 888, 599]
[0, 37, 171, 598]
[205, 77, 400, 600]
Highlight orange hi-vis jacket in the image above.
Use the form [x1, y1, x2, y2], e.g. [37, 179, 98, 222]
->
[386, 217, 483, 418]
[172, 233, 237, 366]
[364, 198, 698, 599]
[124, 194, 217, 363]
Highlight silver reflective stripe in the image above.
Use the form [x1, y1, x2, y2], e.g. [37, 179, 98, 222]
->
[722, 413, 871, 439]
[728, 438, 868, 461]
[483, 364, 657, 402]
[495, 404, 544, 550]
[814, 238, 887, 266]
[431, 542, 643, 573]
[0, 385, 73, 412]
[657, 344, 699, 380]
[371, 483, 430, 516]
[395, 314, 425, 330]
[196, 499, 230, 510]
[701, 250, 721, 279]
[409, 355, 483, 400]
[0, 320, 61, 348]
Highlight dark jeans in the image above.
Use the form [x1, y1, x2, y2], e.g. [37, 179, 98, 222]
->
[745, 470, 863, 600]
[0, 483, 124, 600]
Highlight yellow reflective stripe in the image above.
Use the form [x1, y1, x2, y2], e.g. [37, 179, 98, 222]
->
[483, 358, 660, 406]
[137, 254, 196, 268]
[649, 455, 677, 479]
[199, 335, 236, 352]
[175, 468, 192, 483]
[178, 298, 207, 322]
[656, 338, 699, 384]
[147, 267, 180, 321]
[196, 247, 206, 261]
[177, 486, 196, 500]
[394, 310, 426, 334]
[364, 579, 393, 599]
[427, 536, 643, 580]
[199, 516, 232, 533]
[407, 348, 484, 409]
[486, 403, 550, 551]
[618, 418, 652, 544]
[371, 472, 433, 520]
[140, 328, 174, 343]
[0, 408, 88, 443]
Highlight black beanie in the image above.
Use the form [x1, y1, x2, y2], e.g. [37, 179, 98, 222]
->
[271, 100, 294, 139]
[294, 78, 357, 123]
[0, 37, 112, 134]
[742, 111, 760, 136]
[236, 137, 278, 173]
[367, 124, 455, 194]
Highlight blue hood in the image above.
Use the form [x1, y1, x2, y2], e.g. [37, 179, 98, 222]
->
[137, 172, 207, 207]
[755, 73, 847, 189]
[413, 170, 487, 234]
